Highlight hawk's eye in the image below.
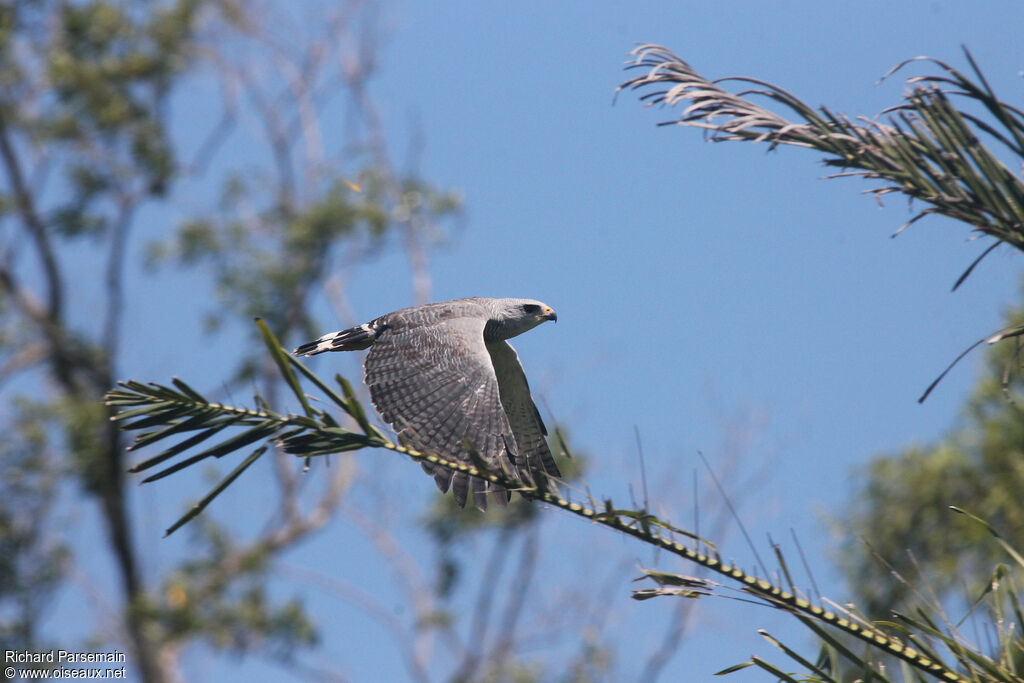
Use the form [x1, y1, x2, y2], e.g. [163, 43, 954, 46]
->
[522, 304, 541, 314]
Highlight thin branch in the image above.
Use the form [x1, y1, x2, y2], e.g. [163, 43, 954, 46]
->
[452, 526, 514, 682]
[103, 196, 137, 365]
[488, 525, 541, 670]
[279, 563, 431, 683]
[0, 109, 63, 322]
[0, 263, 99, 394]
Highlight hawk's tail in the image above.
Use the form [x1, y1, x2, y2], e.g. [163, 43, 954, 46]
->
[293, 320, 383, 356]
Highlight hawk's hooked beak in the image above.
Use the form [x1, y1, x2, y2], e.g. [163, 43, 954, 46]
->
[540, 307, 557, 322]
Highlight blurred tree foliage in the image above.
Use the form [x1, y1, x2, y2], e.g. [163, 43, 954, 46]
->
[1, 3, 206, 680]
[0, 1, 618, 681]
[0, 1, 468, 681]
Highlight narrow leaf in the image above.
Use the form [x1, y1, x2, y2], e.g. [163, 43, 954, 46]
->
[141, 423, 278, 483]
[128, 422, 234, 473]
[792, 615, 875, 674]
[164, 445, 267, 536]
[918, 336, 988, 402]
[126, 412, 221, 451]
[950, 506, 1024, 568]
[336, 374, 374, 435]
[286, 352, 348, 408]
[747, 657, 800, 682]
[951, 240, 1001, 292]
[759, 629, 838, 683]
[171, 377, 209, 403]
[714, 661, 755, 676]
[255, 317, 313, 417]
[114, 404, 187, 428]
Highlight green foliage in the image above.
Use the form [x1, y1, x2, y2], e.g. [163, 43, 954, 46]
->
[106, 321, 388, 535]
[147, 519, 318, 657]
[147, 168, 461, 352]
[12, 0, 200, 207]
[0, 5, 204, 669]
[0, 1, 392, 677]
[0, 399, 69, 651]
[640, 544, 1024, 682]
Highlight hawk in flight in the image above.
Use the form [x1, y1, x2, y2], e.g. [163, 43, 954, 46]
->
[293, 297, 561, 509]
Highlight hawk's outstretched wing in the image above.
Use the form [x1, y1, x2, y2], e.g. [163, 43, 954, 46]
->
[487, 340, 561, 483]
[364, 314, 517, 508]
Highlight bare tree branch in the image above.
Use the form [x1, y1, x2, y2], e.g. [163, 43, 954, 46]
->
[0, 110, 63, 322]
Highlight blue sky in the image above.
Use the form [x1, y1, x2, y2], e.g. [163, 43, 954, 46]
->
[51, 1, 1024, 681]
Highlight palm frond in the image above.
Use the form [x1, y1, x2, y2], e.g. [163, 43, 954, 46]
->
[620, 44, 1024, 254]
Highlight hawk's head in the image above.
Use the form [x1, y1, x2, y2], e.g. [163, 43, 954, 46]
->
[484, 298, 557, 341]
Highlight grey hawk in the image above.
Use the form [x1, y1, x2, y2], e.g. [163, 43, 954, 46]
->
[293, 297, 561, 509]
